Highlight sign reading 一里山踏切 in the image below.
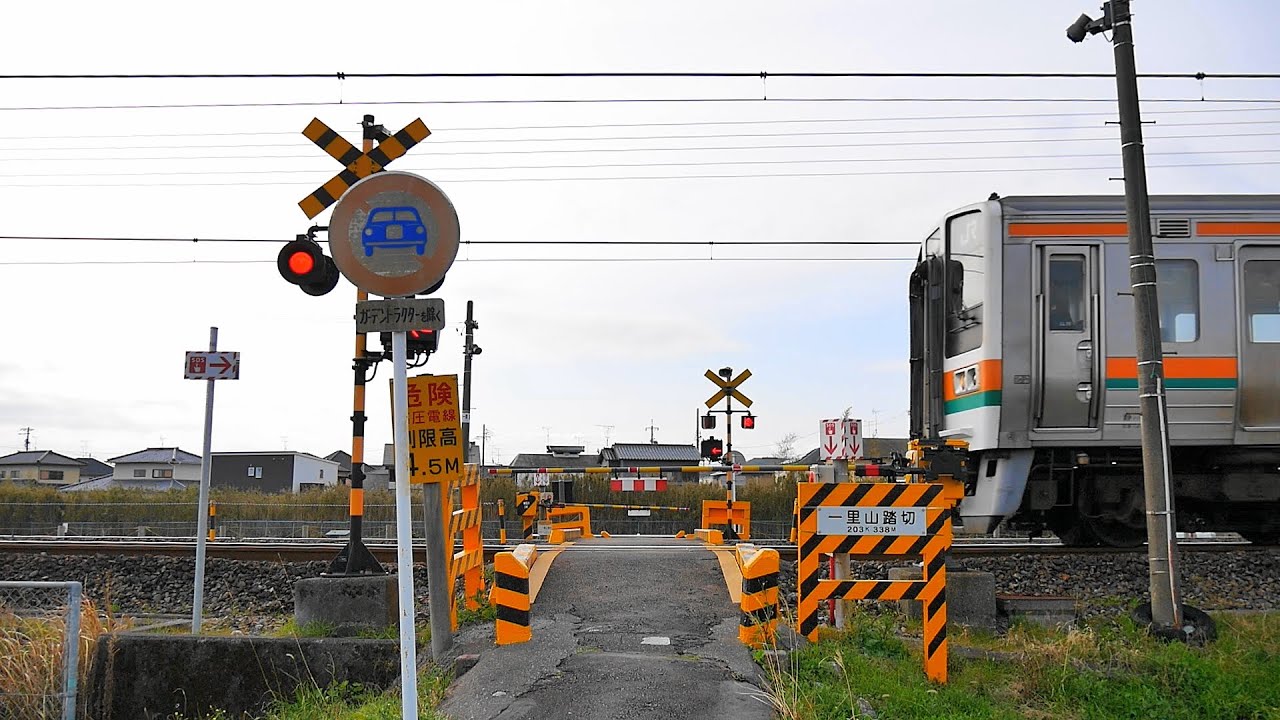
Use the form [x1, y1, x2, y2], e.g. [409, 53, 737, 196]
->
[405, 374, 464, 485]
[355, 298, 445, 333]
[815, 506, 926, 536]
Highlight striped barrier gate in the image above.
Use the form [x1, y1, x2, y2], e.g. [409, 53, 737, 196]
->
[446, 464, 485, 629]
[735, 543, 780, 648]
[796, 482, 953, 684]
[493, 543, 538, 644]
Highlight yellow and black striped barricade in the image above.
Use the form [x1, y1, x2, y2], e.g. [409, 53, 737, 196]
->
[702, 500, 751, 541]
[493, 543, 538, 645]
[547, 505, 593, 538]
[736, 543, 780, 647]
[515, 491, 539, 540]
[446, 464, 485, 630]
[797, 482, 953, 684]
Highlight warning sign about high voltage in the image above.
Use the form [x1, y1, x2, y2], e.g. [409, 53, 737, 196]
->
[405, 374, 464, 485]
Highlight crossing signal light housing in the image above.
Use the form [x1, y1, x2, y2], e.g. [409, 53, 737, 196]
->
[741, 414, 756, 430]
[380, 328, 439, 357]
[701, 414, 716, 430]
[700, 437, 723, 460]
[278, 238, 339, 296]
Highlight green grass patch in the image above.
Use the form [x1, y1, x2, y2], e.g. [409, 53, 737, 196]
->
[763, 609, 1280, 720]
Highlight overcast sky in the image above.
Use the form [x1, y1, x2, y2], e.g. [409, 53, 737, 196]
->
[2, 1, 1278, 464]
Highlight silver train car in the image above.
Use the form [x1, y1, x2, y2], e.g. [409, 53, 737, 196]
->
[909, 195, 1280, 546]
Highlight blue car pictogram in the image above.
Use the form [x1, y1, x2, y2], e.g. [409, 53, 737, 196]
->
[361, 206, 428, 257]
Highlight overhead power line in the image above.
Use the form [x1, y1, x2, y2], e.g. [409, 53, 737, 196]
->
[4, 96, 1280, 113]
[1, 70, 1276, 80]
[0, 256, 918, 267]
[0, 235, 921, 246]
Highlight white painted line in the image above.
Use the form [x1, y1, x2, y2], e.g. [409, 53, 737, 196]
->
[641, 636, 671, 646]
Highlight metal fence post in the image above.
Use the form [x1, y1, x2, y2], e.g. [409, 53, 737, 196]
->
[62, 581, 82, 720]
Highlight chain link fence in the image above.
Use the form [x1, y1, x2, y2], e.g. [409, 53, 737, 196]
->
[0, 581, 82, 720]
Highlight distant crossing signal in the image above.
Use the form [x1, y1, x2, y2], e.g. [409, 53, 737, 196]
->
[380, 328, 439, 357]
[277, 237, 339, 296]
[701, 414, 716, 430]
[700, 437, 723, 460]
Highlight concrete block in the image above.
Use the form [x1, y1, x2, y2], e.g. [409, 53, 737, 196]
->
[887, 567, 997, 628]
[84, 634, 399, 720]
[294, 575, 397, 630]
[997, 594, 1076, 628]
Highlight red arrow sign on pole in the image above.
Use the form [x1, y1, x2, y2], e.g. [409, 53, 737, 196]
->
[210, 355, 234, 375]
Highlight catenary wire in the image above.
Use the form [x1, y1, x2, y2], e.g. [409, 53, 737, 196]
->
[0, 236, 921, 245]
[5, 70, 1278, 79]
[0, 256, 919, 266]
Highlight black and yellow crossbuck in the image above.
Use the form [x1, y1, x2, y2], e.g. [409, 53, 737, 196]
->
[297, 117, 431, 219]
[796, 481, 953, 683]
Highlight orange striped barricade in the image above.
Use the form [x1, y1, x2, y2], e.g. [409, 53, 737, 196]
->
[701, 500, 751, 541]
[796, 482, 953, 683]
[446, 464, 486, 630]
[547, 505, 593, 538]
[735, 543, 780, 647]
[493, 543, 538, 645]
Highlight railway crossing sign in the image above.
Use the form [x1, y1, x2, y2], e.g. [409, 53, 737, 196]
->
[184, 351, 240, 380]
[819, 418, 863, 461]
[328, 171, 461, 297]
[298, 117, 431, 219]
[405, 374, 465, 485]
[704, 368, 753, 408]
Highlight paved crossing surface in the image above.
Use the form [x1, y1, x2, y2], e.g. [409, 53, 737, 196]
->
[439, 537, 774, 719]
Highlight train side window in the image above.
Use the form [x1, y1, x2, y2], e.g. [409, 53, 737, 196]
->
[945, 212, 984, 357]
[1244, 259, 1280, 343]
[1048, 256, 1085, 332]
[1156, 259, 1199, 343]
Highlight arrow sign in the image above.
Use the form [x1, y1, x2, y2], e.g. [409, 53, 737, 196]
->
[819, 418, 861, 461]
[185, 351, 241, 380]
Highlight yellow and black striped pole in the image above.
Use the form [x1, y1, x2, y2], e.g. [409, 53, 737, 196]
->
[326, 115, 388, 577]
[737, 544, 780, 647]
[497, 498, 507, 544]
[207, 501, 217, 542]
[493, 544, 537, 644]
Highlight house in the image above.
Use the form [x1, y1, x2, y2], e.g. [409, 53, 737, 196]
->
[108, 447, 202, 489]
[0, 451, 85, 486]
[325, 450, 353, 483]
[76, 457, 113, 480]
[601, 443, 703, 483]
[505, 445, 600, 489]
[211, 451, 341, 493]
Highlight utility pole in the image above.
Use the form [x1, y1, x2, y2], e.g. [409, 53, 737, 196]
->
[645, 420, 659, 444]
[461, 300, 480, 459]
[596, 424, 614, 449]
[1068, 1, 1194, 638]
[18, 427, 33, 451]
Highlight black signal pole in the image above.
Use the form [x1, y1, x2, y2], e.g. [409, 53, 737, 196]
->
[1068, 2, 1204, 639]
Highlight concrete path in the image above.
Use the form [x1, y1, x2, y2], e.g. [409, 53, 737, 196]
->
[439, 537, 775, 720]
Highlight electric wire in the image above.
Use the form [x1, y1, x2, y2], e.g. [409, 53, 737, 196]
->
[4, 104, 1280, 141]
[4, 96, 1280, 113]
[2, 70, 1276, 80]
[0, 236, 921, 246]
[0, 256, 919, 266]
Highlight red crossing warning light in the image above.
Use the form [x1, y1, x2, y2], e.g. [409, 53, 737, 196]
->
[277, 238, 339, 296]
[741, 414, 756, 430]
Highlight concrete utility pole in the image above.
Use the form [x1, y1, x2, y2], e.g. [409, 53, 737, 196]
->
[1068, 1, 1186, 634]
[461, 300, 480, 456]
[18, 427, 33, 451]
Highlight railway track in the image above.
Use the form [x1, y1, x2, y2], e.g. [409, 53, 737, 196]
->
[0, 536, 1259, 563]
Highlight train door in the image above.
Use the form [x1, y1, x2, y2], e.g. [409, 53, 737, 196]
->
[1239, 245, 1280, 429]
[1035, 245, 1100, 429]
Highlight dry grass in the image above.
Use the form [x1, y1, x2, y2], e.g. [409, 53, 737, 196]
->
[0, 597, 125, 720]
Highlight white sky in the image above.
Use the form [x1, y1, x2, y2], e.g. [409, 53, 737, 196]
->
[2, 1, 1278, 464]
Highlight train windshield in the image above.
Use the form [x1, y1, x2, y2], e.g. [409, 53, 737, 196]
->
[945, 212, 984, 356]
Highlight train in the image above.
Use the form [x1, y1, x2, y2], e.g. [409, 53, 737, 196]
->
[908, 194, 1280, 546]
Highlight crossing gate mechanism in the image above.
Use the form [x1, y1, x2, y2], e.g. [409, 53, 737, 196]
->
[796, 482, 954, 683]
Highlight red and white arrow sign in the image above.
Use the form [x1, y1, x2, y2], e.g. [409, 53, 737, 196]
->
[185, 351, 241, 380]
[818, 418, 863, 461]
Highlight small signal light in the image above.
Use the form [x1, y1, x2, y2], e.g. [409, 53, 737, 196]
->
[287, 251, 315, 276]
[277, 238, 339, 296]
[741, 414, 756, 430]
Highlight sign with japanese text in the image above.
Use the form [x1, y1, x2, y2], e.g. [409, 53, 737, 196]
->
[815, 506, 926, 536]
[355, 298, 445, 334]
[405, 374, 464, 485]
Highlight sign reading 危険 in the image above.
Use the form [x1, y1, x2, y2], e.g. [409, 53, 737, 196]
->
[405, 374, 464, 485]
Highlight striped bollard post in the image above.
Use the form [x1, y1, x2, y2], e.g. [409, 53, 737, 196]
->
[736, 544, 779, 648]
[493, 543, 538, 645]
[497, 498, 507, 544]
[207, 501, 217, 541]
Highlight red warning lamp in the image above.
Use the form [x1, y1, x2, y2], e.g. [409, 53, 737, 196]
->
[741, 414, 756, 430]
[381, 327, 440, 356]
[277, 237, 339, 296]
[700, 437, 724, 460]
